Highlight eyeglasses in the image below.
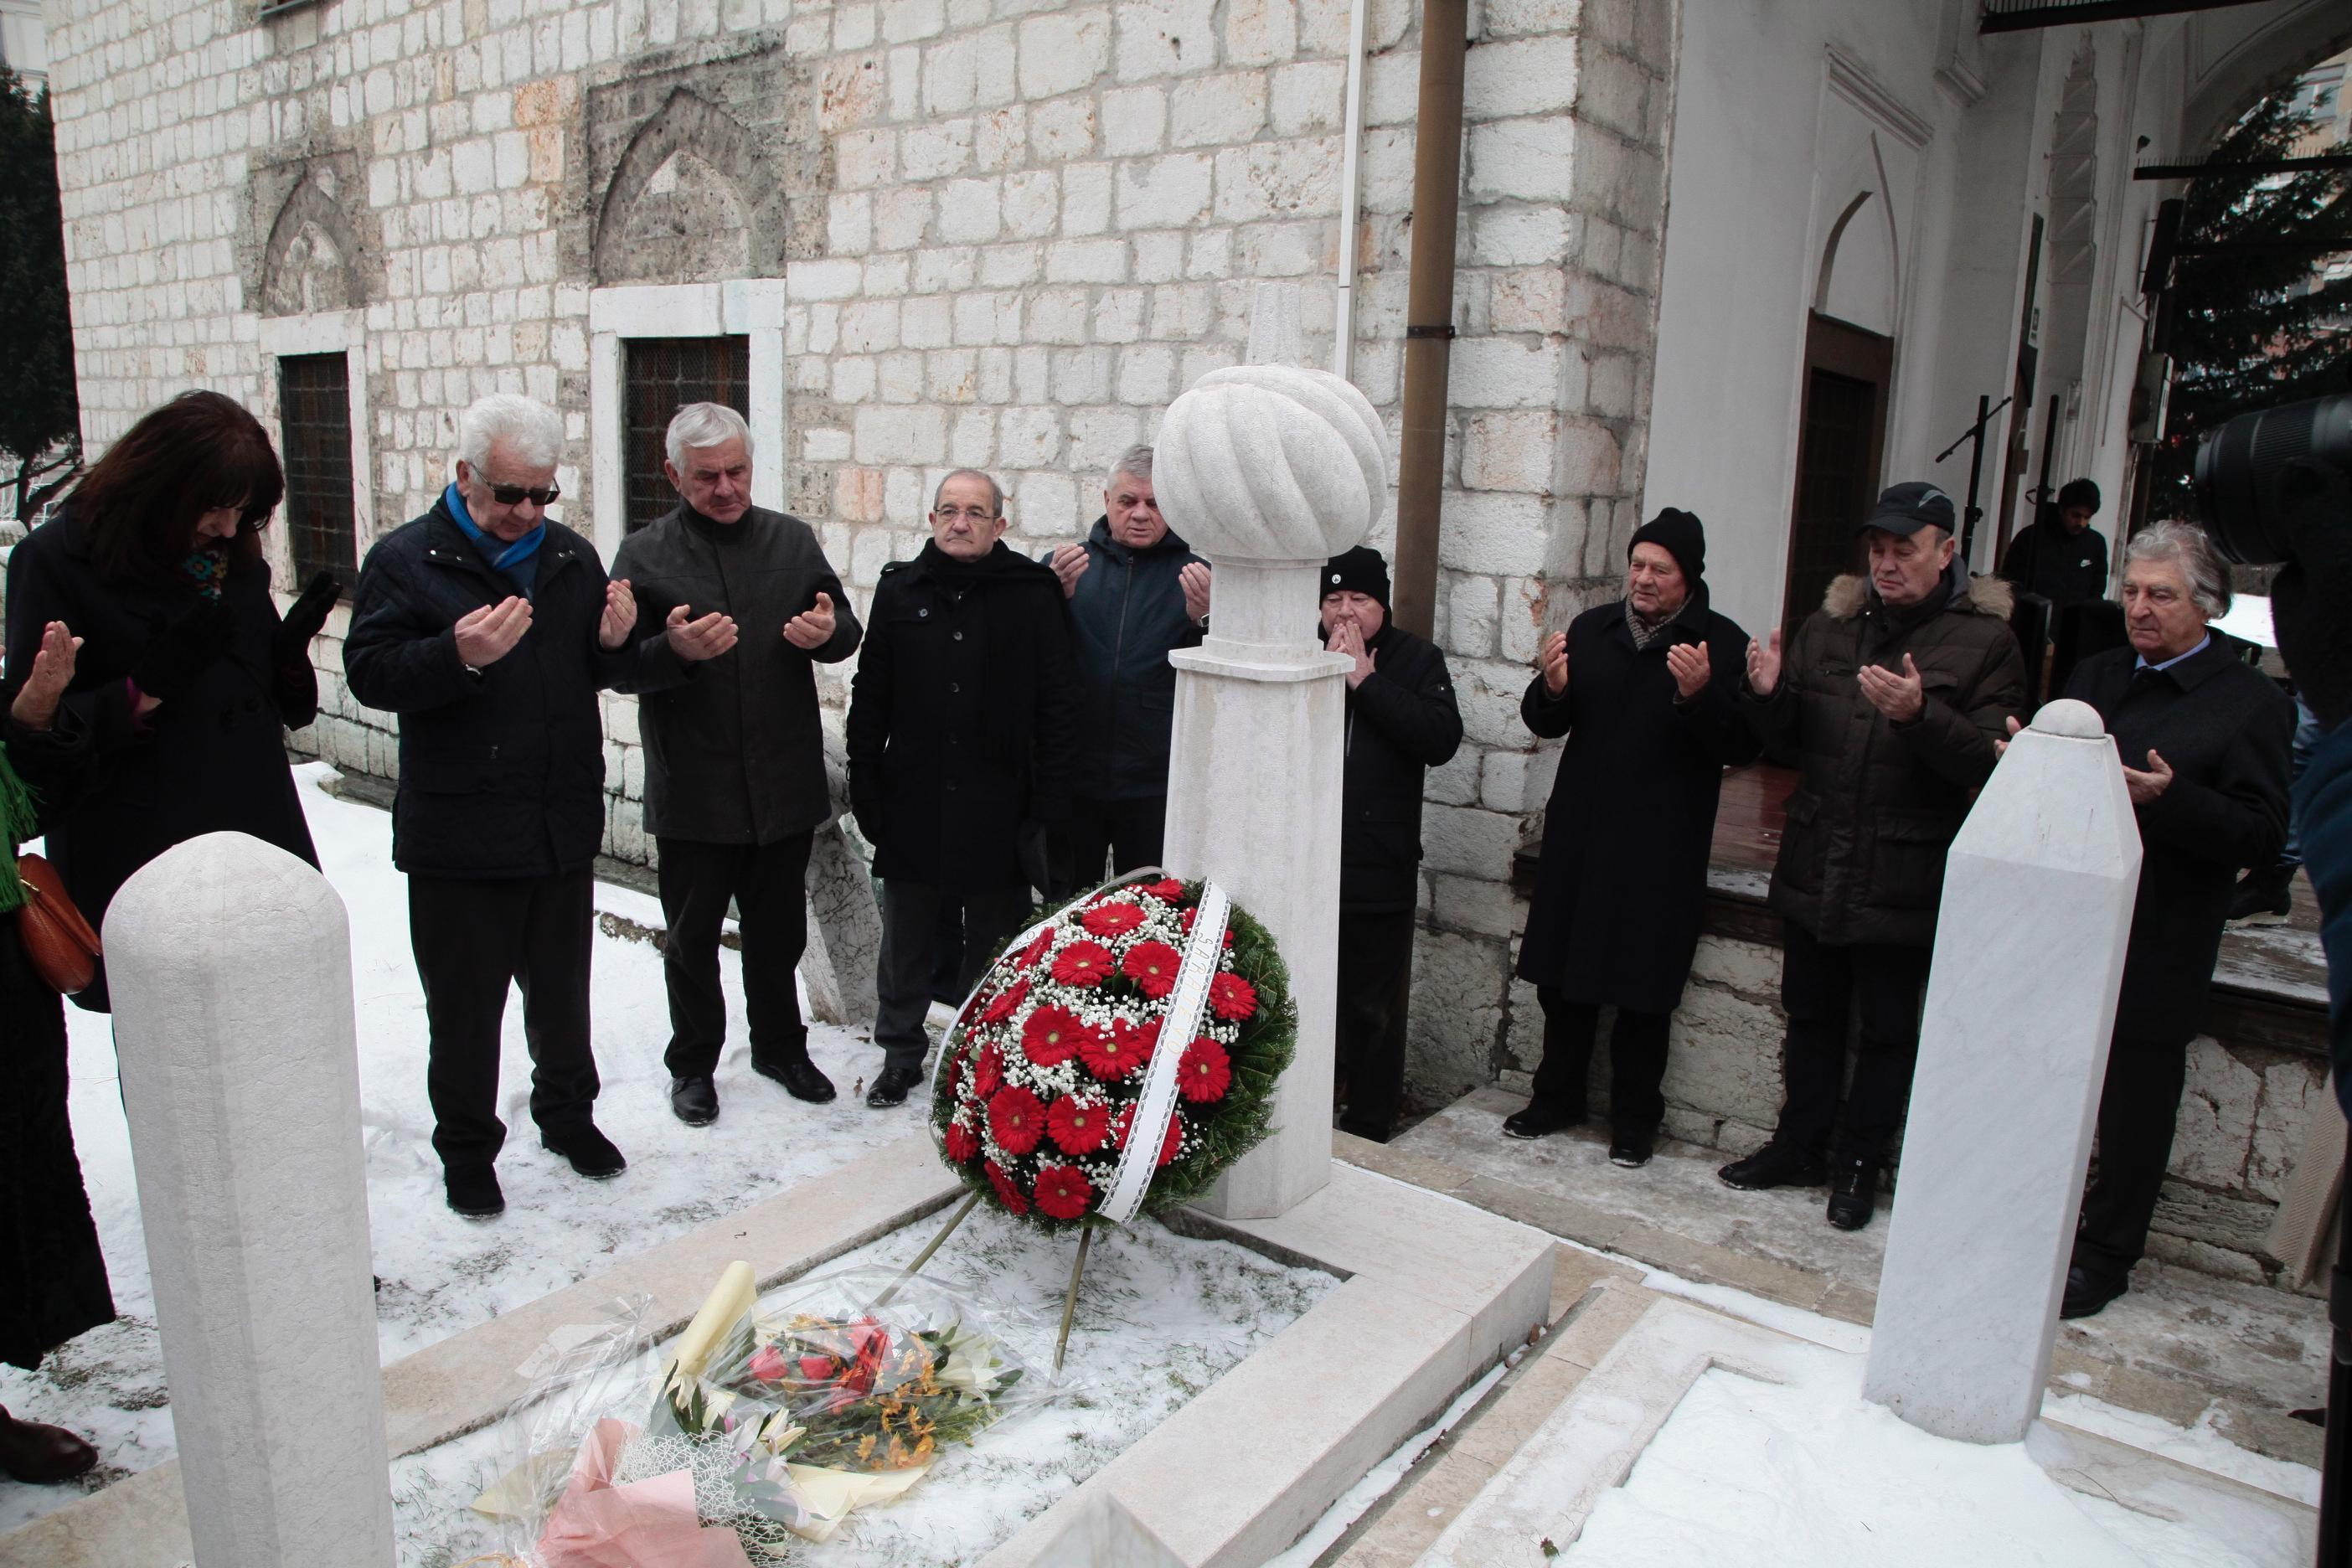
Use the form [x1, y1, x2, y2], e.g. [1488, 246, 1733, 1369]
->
[488, 482, 561, 507]
[934, 506, 998, 523]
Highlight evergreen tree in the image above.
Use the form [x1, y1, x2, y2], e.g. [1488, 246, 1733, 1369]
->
[0, 65, 80, 523]
[2148, 87, 2351, 519]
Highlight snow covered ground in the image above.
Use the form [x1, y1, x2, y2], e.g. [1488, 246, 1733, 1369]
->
[2, 764, 946, 1534]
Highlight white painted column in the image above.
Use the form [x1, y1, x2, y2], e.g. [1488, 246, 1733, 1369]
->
[1863, 699, 2142, 1443]
[1155, 297, 1388, 1220]
[107, 832, 395, 1566]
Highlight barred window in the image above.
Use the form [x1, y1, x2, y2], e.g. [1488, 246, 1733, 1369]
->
[624, 336, 750, 532]
[278, 353, 357, 591]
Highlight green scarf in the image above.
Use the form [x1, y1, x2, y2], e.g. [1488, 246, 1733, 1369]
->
[0, 740, 39, 914]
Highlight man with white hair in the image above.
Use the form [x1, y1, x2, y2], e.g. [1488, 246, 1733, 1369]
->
[346, 392, 640, 1219]
[609, 402, 862, 1127]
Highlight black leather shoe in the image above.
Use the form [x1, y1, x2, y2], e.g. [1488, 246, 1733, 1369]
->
[670, 1075, 720, 1127]
[866, 1065, 925, 1107]
[1718, 1141, 1826, 1190]
[1502, 1101, 1584, 1140]
[1608, 1126, 1656, 1168]
[756, 1055, 838, 1104]
[1825, 1156, 1879, 1230]
[445, 1163, 505, 1218]
[2060, 1264, 2128, 1319]
[0, 1407, 99, 1483]
[541, 1125, 626, 1179]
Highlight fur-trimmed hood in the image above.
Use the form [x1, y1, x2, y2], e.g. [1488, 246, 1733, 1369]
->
[1822, 570, 2014, 622]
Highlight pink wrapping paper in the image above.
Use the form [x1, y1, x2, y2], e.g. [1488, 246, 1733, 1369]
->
[537, 1419, 756, 1568]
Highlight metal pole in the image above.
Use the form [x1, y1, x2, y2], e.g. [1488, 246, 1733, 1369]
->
[1963, 393, 1990, 565]
[867, 1190, 981, 1312]
[1053, 1225, 1096, 1375]
[1390, 0, 1468, 641]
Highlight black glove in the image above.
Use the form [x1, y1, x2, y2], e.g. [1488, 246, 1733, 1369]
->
[274, 571, 343, 663]
[129, 600, 234, 703]
[2269, 458, 2352, 731]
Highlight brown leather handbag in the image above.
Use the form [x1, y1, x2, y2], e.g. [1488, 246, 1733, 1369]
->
[15, 851, 101, 994]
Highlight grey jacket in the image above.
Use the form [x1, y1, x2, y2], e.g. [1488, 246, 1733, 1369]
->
[609, 503, 862, 844]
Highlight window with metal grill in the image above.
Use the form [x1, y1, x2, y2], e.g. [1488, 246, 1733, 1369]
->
[278, 353, 357, 591]
[624, 336, 751, 532]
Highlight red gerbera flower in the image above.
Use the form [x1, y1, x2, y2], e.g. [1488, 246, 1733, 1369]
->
[1033, 1163, 1096, 1220]
[1022, 1005, 1092, 1068]
[1178, 909, 1237, 947]
[1080, 900, 1147, 937]
[940, 1050, 965, 1100]
[972, 1043, 1005, 1099]
[1046, 1095, 1112, 1155]
[988, 1085, 1047, 1154]
[1077, 1017, 1155, 1081]
[1177, 1036, 1231, 1102]
[1141, 878, 1185, 902]
[1051, 940, 1115, 987]
[982, 976, 1030, 1023]
[1019, 926, 1055, 967]
[1207, 972, 1258, 1021]
[1112, 1103, 1185, 1167]
[943, 1119, 980, 1163]
[985, 1159, 1029, 1215]
[1122, 940, 1183, 998]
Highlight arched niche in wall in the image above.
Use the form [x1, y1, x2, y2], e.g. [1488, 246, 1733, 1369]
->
[260, 173, 364, 317]
[592, 89, 787, 286]
[1814, 172, 1900, 338]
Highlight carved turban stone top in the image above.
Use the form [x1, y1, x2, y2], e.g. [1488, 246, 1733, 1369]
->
[1154, 365, 1388, 564]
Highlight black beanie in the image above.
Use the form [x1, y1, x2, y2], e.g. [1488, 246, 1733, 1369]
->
[1322, 545, 1391, 607]
[1629, 508, 1705, 583]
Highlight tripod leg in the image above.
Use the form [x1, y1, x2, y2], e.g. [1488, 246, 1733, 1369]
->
[1054, 1226, 1096, 1375]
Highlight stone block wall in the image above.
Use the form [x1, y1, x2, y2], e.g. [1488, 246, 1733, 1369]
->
[43, 0, 1681, 1091]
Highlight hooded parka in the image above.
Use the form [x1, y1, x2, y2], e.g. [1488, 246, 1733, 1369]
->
[1748, 565, 2027, 948]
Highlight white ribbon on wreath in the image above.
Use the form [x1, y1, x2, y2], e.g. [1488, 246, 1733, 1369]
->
[931, 869, 1235, 1228]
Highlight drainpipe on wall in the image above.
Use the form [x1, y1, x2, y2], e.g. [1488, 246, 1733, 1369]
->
[1329, 0, 1373, 382]
[1390, 0, 1468, 642]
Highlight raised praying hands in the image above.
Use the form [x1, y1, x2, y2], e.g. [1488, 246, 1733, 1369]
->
[2122, 748, 2174, 806]
[1745, 628, 1782, 696]
[1539, 630, 1569, 697]
[9, 620, 80, 731]
[663, 602, 739, 661]
[1856, 653, 1925, 724]
[1666, 641, 1710, 700]
[1327, 617, 1375, 689]
[783, 591, 837, 650]
[599, 579, 637, 652]
[455, 596, 532, 668]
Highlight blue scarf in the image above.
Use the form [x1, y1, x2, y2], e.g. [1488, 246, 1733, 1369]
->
[445, 482, 544, 596]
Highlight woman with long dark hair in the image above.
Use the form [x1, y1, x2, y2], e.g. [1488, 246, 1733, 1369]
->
[1, 390, 340, 1009]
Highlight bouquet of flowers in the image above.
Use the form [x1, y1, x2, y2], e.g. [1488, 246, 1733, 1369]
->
[931, 875, 1296, 1231]
[472, 1261, 1052, 1565]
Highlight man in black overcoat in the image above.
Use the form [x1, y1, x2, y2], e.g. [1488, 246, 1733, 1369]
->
[609, 404, 863, 1127]
[2054, 522, 2292, 1318]
[344, 394, 636, 1219]
[1503, 511, 1758, 1165]
[1324, 546, 1462, 1143]
[847, 471, 1078, 1108]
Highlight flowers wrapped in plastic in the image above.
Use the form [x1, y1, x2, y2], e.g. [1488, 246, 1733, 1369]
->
[470, 1260, 1055, 1565]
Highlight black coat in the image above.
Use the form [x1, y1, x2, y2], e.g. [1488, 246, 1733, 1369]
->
[608, 503, 861, 845]
[1337, 621, 1462, 912]
[846, 542, 1078, 895]
[1750, 569, 2027, 948]
[1, 711, 115, 1369]
[343, 499, 627, 879]
[1060, 518, 1204, 802]
[1518, 591, 1760, 1012]
[2, 506, 319, 1011]
[2065, 640, 2293, 1043]
[1999, 521, 2110, 609]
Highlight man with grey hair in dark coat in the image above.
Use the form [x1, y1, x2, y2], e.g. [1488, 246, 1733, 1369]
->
[610, 402, 863, 1128]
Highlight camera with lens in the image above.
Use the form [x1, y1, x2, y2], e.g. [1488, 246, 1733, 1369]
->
[2194, 391, 2352, 565]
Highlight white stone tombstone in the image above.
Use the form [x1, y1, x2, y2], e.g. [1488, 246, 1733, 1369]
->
[802, 723, 882, 1025]
[1863, 699, 2143, 1443]
[1153, 322, 1387, 1220]
[106, 832, 396, 1566]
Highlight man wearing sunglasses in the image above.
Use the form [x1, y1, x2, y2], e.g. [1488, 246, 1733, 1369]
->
[346, 392, 643, 1219]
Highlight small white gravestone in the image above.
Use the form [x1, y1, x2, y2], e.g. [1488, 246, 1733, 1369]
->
[1863, 699, 2143, 1443]
[106, 832, 396, 1565]
[1153, 295, 1386, 1220]
[802, 724, 882, 1024]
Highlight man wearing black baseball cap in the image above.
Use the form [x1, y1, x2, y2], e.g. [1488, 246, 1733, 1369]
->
[1720, 481, 2026, 1230]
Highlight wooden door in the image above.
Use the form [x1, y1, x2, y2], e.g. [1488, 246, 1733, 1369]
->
[1782, 311, 1894, 627]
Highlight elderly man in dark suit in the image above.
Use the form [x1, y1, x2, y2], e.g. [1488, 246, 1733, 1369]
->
[2052, 521, 2293, 1318]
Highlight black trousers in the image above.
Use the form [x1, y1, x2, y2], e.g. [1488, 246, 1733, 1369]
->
[875, 879, 1034, 1075]
[409, 869, 600, 1169]
[1056, 793, 1168, 896]
[1529, 990, 1672, 1132]
[2073, 1031, 2192, 1280]
[655, 833, 813, 1080]
[1774, 920, 1930, 1162]
[1335, 908, 1416, 1140]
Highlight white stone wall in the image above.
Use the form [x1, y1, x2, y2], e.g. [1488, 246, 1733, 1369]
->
[43, 0, 1675, 1083]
